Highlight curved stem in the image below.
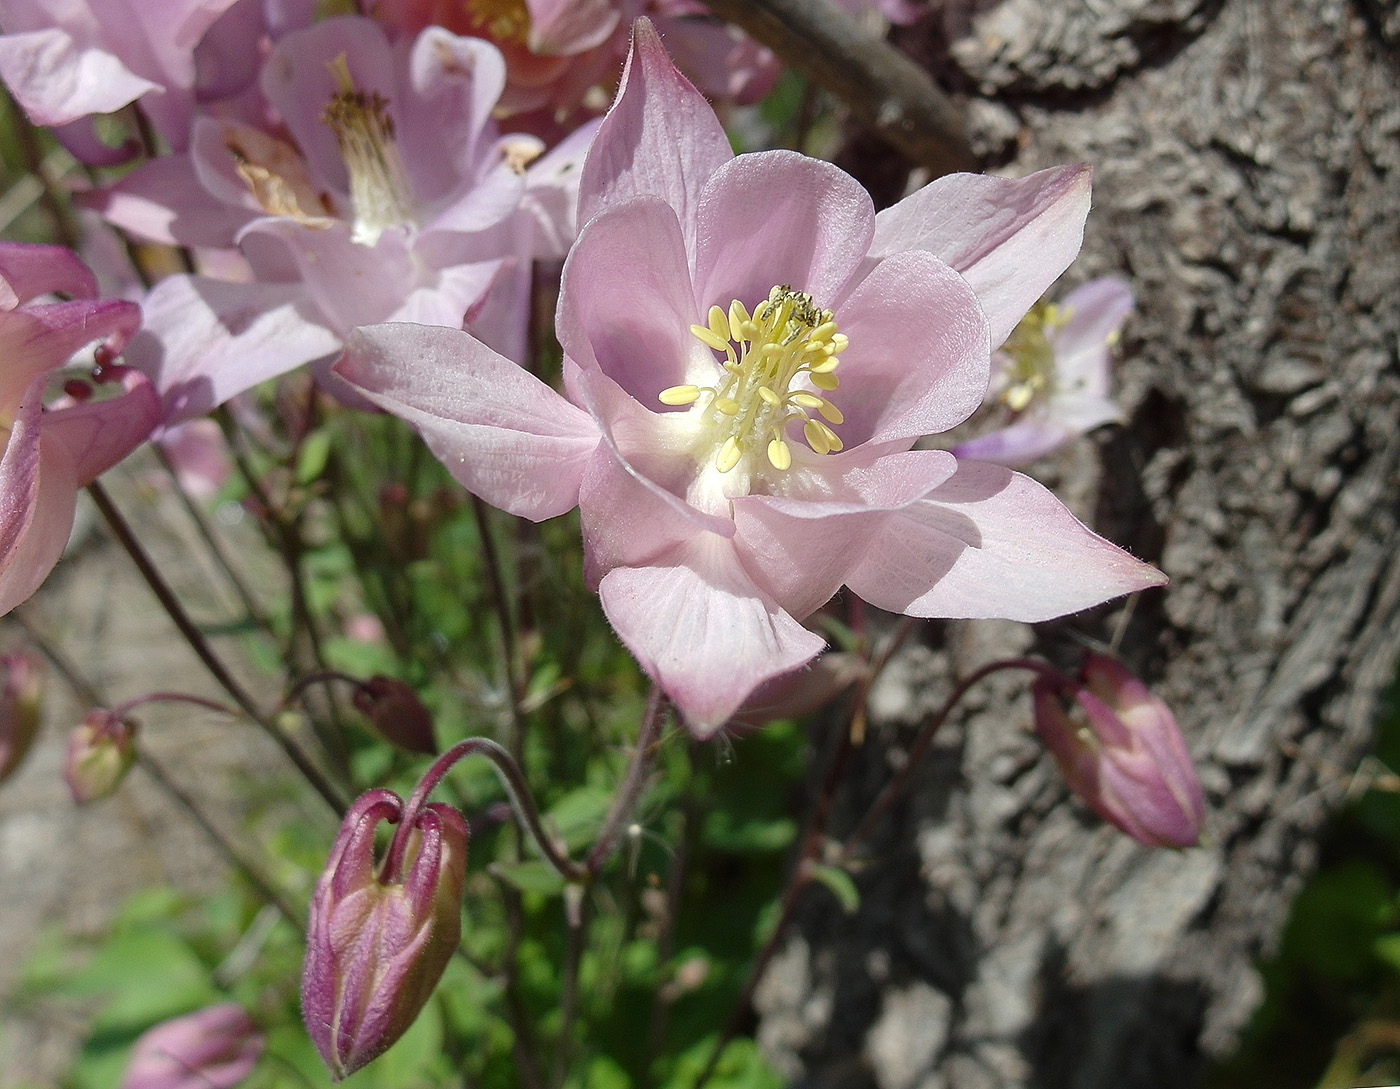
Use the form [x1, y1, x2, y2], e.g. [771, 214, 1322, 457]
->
[88, 480, 348, 814]
[470, 496, 529, 765]
[585, 685, 668, 876]
[839, 656, 1067, 860]
[387, 737, 586, 884]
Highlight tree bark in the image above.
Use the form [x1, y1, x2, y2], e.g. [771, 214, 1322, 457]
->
[753, 1, 1400, 1086]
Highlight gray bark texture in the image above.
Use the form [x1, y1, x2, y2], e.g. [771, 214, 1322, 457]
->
[753, 1, 1400, 1087]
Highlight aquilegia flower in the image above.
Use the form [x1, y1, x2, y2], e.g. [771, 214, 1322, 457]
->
[101, 15, 592, 423]
[118, 1003, 264, 1089]
[952, 276, 1132, 466]
[336, 20, 1165, 734]
[1, 242, 159, 617]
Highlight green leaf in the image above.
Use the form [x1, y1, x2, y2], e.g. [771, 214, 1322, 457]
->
[809, 864, 860, 915]
[295, 428, 334, 485]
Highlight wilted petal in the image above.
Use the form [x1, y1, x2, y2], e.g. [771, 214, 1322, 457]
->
[846, 459, 1165, 622]
[870, 165, 1091, 348]
[598, 535, 826, 735]
[335, 323, 600, 521]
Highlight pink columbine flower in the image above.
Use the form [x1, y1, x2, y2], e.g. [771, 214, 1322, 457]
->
[302, 788, 468, 1080]
[0, 0, 246, 163]
[98, 15, 593, 423]
[0, 242, 160, 617]
[366, 0, 778, 117]
[1032, 653, 1205, 848]
[952, 276, 1132, 466]
[336, 20, 1165, 735]
[118, 1003, 264, 1089]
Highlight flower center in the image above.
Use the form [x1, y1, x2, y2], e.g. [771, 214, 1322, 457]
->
[457, 0, 531, 46]
[998, 301, 1068, 412]
[321, 55, 417, 246]
[659, 285, 848, 475]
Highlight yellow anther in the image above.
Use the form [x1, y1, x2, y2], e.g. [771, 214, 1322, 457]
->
[659, 384, 701, 406]
[810, 372, 839, 391]
[830, 334, 849, 352]
[1005, 384, 1034, 412]
[809, 357, 839, 374]
[758, 386, 780, 405]
[690, 324, 730, 353]
[767, 439, 792, 471]
[729, 300, 750, 333]
[818, 401, 844, 425]
[814, 421, 843, 451]
[803, 419, 831, 455]
[707, 304, 730, 342]
[716, 437, 743, 473]
[789, 392, 824, 409]
[811, 320, 838, 342]
[714, 398, 740, 416]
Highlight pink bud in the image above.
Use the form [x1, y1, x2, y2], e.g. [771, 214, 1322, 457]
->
[1, 651, 44, 783]
[1032, 653, 1205, 848]
[119, 1003, 263, 1089]
[352, 676, 436, 754]
[64, 709, 137, 804]
[301, 788, 468, 1080]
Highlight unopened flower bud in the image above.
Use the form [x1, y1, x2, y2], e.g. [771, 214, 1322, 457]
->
[302, 788, 468, 1079]
[1, 652, 45, 783]
[65, 709, 137, 803]
[119, 1003, 263, 1089]
[1033, 653, 1204, 848]
[352, 676, 436, 754]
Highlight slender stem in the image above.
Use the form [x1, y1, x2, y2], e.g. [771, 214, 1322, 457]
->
[585, 686, 668, 876]
[551, 885, 590, 1089]
[388, 737, 585, 883]
[839, 656, 1065, 860]
[4, 91, 81, 250]
[110, 691, 238, 721]
[87, 480, 347, 814]
[691, 716, 855, 1089]
[136, 751, 304, 931]
[470, 495, 529, 764]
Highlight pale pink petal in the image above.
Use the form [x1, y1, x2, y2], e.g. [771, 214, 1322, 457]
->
[518, 117, 600, 260]
[0, 27, 159, 125]
[597, 537, 826, 736]
[0, 241, 97, 306]
[87, 153, 252, 247]
[123, 274, 340, 423]
[732, 448, 958, 619]
[401, 30, 505, 204]
[526, 0, 619, 54]
[950, 418, 1073, 466]
[237, 219, 414, 334]
[559, 197, 709, 404]
[42, 370, 160, 484]
[833, 248, 989, 446]
[577, 18, 733, 256]
[0, 397, 78, 617]
[1051, 276, 1132, 397]
[691, 151, 875, 315]
[334, 323, 600, 521]
[870, 165, 1091, 348]
[846, 459, 1165, 621]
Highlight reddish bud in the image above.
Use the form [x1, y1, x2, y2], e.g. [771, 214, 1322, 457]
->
[352, 675, 436, 754]
[0, 652, 44, 784]
[64, 709, 137, 803]
[119, 1003, 263, 1089]
[301, 788, 468, 1079]
[1033, 653, 1204, 848]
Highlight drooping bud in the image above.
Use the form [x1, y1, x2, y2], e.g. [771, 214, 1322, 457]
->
[352, 675, 436, 755]
[118, 1003, 264, 1089]
[0, 651, 44, 784]
[1032, 653, 1204, 849]
[64, 709, 137, 803]
[302, 788, 468, 1080]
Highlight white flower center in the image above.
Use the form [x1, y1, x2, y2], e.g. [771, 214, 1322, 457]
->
[659, 285, 848, 476]
[321, 55, 417, 246]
